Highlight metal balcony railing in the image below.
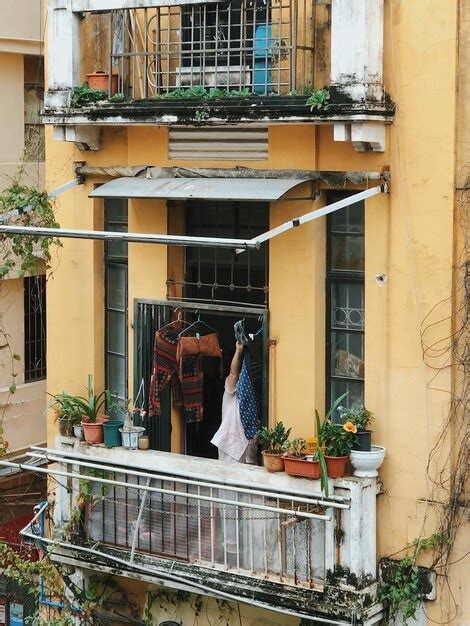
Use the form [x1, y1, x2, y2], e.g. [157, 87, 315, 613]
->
[22, 438, 379, 619]
[102, 0, 315, 99]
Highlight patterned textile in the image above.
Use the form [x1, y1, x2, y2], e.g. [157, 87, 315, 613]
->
[181, 354, 204, 423]
[237, 357, 260, 439]
[148, 327, 204, 423]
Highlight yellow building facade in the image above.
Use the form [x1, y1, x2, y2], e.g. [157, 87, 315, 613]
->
[38, 1, 468, 624]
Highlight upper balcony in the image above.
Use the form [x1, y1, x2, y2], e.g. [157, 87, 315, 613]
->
[44, 0, 394, 152]
[22, 436, 386, 625]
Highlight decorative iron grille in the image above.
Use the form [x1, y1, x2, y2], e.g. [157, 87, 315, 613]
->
[24, 274, 46, 383]
[105, 0, 316, 98]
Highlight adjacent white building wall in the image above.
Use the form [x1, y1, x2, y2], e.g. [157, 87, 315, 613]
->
[0, 0, 43, 56]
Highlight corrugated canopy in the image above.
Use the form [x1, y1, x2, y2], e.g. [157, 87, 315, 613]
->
[89, 177, 307, 202]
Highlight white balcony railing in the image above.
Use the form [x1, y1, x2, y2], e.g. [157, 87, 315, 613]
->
[19, 438, 384, 622]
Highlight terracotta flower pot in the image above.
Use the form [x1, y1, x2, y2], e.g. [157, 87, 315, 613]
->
[283, 456, 321, 479]
[325, 455, 348, 478]
[86, 71, 118, 94]
[262, 451, 285, 473]
[81, 416, 108, 445]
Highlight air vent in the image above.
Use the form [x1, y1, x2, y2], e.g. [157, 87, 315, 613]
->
[169, 127, 268, 161]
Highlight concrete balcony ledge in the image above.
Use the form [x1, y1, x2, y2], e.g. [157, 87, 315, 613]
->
[43, 94, 395, 128]
[45, 436, 384, 624]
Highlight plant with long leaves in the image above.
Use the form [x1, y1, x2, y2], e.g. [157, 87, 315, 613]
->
[65, 374, 120, 423]
[315, 391, 349, 497]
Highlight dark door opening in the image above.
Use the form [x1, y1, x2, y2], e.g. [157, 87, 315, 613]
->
[134, 200, 269, 458]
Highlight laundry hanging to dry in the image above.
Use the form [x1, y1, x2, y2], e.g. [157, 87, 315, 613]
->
[148, 323, 223, 424]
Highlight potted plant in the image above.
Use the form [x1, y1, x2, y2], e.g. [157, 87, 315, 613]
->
[258, 421, 291, 472]
[350, 445, 386, 477]
[320, 420, 357, 478]
[282, 438, 321, 479]
[339, 406, 375, 451]
[70, 375, 117, 445]
[86, 71, 118, 94]
[48, 392, 83, 438]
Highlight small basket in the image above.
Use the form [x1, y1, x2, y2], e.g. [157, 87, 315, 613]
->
[119, 426, 145, 450]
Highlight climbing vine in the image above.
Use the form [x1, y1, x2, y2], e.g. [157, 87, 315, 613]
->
[0, 163, 62, 457]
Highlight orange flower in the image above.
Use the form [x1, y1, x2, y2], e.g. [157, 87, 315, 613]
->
[343, 421, 357, 434]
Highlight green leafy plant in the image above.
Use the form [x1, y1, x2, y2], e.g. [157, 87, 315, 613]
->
[284, 437, 308, 459]
[306, 87, 330, 110]
[314, 392, 349, 496]
[194, 109, 210, 121]
[379, 532, 449, 622]
[339, 405, 375, 430]
[48, 392, 84, 427]
[72, 82, 108, 106]
[258, 421, 291, 454]
[109, 92, 126, 103]
[320, 420, 357, 457]
[228, 87, 253, 97]
[65, 374, 119, 423]
[0, 182, 61, 279]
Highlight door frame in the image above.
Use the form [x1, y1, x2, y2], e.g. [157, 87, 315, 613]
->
[134, 298, 269, 452]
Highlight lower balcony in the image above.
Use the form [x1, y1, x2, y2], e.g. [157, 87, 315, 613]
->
[24, 437, 385, 625]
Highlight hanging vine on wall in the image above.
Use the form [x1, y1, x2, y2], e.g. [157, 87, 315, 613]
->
[0, 181, 61, 279]
[0, 173, 62, 457]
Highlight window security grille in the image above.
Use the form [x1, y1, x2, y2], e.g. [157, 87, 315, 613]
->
[24, 275, 46, 383]
[103, 0, 316, 98]
[168, 200, 269, 307]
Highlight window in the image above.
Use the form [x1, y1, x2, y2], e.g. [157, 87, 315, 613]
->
[326, 195, 365, 417]
[24, 275, 46, 382]
[104, 200, 128, 417]
[24, 56, 45, 162]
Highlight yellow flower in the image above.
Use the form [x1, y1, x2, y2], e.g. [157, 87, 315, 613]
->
[343, 421, 357, 434]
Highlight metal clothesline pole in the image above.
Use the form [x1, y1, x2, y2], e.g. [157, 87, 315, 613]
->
[0, 224, 257, 250]
[251, 185, 385, 246]
[0, 185, 387, 250]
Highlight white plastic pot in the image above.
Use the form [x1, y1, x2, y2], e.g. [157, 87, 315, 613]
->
[350, 445, 386, 477]
[119, 426, 145, 450]
[73, 425, 84, 440]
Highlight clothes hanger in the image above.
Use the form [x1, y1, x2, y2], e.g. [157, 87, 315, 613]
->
[159, 308, 189, 331]
[178, 312, 218, 337]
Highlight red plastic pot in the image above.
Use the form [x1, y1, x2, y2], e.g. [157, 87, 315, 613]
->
[325, 455, 348, 478]
[86, 71, 118, 94]
[283, 456, 321, 479]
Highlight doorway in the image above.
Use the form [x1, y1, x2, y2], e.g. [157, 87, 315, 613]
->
[134, 300, 268, 456]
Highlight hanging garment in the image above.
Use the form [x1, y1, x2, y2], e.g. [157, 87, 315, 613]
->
[211, 377, 257, 464]
[237, 357, 260, 440]
[148, 327, 204, 423]
[176, 333, 223, 376]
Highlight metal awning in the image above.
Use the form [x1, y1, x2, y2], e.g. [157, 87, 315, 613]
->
[89, 177, 307, 202]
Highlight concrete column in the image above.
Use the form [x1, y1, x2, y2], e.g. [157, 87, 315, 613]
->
[45, 0, 81, 108]
[331, 0, 384, 102]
